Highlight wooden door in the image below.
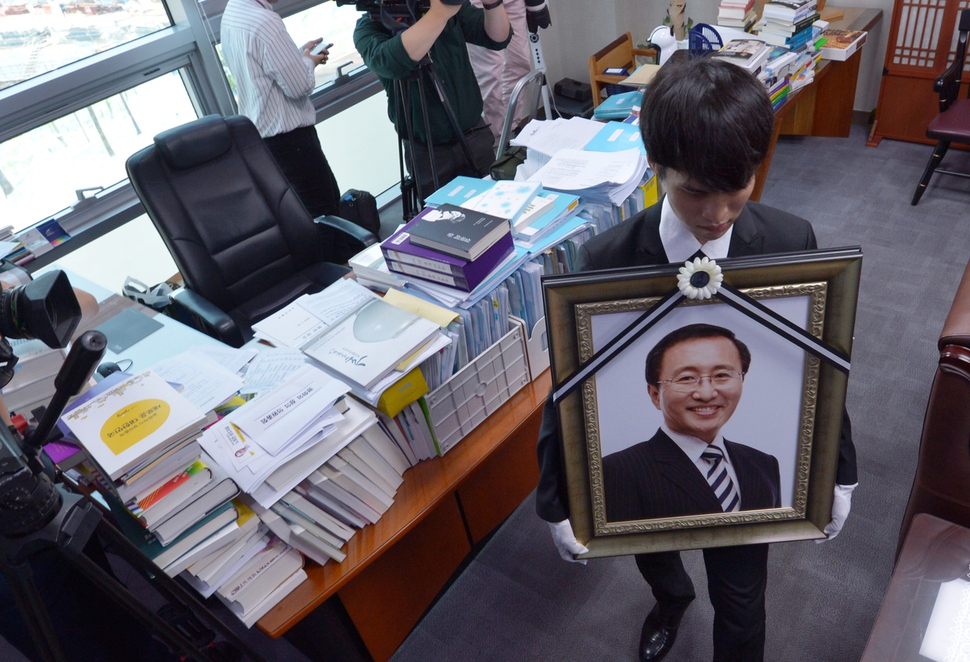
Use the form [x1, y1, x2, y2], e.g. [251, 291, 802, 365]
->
[869, 0, 970, 146]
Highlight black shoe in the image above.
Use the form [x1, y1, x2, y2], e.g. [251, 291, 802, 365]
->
[639, 604, 679, 662]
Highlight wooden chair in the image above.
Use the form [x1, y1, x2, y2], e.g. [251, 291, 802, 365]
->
[588, 32, 657, 108]
[911, 8, 970, 205]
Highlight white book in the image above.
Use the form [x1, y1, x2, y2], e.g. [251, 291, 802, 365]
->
[188, 533, 270, 599]
[237, 568, 307, 629]
[271, 504, 348, 562]
[375, 410, 417, 467]
[305, 471, 383, 524]
[290, 524, 347, 564]
[328, 455, 395, 506]
[297, 484, 369, 529]
[280, 492, 356, 542]
[304, 299, 441, 391]
[153, 476, 240, 546]
[218, 542, 303, 617]
[320, 461, 391, 514]
[154, 504, 239, 568]
[350, 434, 405, 487]
[190, 519, 265, 583]
[461, 180, 541, 221]
[249, 499, 335, 567]
[511, 194, 557, 232]
[60, 370, 207, 480]
[338, 446, 399, 498]
[361, 424, 410, 476]
[163, 520, 240, 577]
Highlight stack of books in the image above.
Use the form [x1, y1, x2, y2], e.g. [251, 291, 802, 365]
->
[59, 370, 249, 578]
[250, 415, 413, 566]
[818, 28, 866, 61]
[713, 38, 774, 75]
[757, 0, 820, 49]
[717, 0, 757, 31]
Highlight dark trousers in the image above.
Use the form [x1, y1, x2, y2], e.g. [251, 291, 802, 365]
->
[265, 125, 352, 262]
[264, 125, 341, 219]
[635, 543, 770, 662]
[403, 119, 495, 200]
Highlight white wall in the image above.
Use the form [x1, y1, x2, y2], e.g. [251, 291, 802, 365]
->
[539, 0, 892, 114]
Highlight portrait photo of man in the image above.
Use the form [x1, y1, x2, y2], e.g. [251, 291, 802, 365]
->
[603, 323, 782, 523]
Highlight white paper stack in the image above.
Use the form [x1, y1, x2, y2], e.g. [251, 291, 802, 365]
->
[198, 363, 352, 507]
[528, 148, 649, 206]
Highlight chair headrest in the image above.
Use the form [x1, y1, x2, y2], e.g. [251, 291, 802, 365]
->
[154, 115, 233, 170]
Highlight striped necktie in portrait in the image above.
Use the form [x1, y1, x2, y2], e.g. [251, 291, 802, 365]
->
[701, 446, 740, 512]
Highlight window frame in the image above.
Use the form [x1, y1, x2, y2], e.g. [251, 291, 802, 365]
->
[0, 0, 389, 274]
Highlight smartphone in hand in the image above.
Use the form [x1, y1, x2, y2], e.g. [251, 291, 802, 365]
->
[310, 41, 334, 56]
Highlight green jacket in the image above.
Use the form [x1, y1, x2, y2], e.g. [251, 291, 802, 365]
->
[354, 5, 511, 145]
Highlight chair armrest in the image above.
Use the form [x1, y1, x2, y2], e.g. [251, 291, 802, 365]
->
[933, 58, 964, 111]
[314, 214, 379, 249]
[171, 288, 247, 348]
[939, 259, 970, 351]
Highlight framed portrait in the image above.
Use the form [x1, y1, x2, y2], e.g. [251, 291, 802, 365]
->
[543, 248, 862, 558]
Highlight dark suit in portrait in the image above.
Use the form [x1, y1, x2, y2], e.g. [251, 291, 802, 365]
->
[602, 429, 781, 524]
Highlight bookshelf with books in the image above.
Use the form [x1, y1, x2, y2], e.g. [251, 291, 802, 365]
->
[749, 5, 882, 202]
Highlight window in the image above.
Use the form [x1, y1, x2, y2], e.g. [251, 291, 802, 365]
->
[281, 2, 365, 89]
[0, 0, 172, 90]
[0, 0, 397, 288]
[0, 71, 198, 233]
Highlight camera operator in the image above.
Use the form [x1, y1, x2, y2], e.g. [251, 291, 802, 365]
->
[354, 0, 511, 198]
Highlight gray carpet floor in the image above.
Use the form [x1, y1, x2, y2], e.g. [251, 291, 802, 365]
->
[389, 127, 970, 662]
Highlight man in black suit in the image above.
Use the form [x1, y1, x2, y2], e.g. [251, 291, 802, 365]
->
[535, 56, 858, 662]
[603, 324, 781, 524]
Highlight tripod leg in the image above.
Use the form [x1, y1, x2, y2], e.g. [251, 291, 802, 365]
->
[415, 74, 440, 196]
[95, 518, 267, 662]
[0, 558, 68, 662]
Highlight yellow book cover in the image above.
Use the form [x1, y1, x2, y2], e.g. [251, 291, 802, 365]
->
[378, 367, 429, 418]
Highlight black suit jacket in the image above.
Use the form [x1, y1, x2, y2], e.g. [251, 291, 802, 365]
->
[603, 430, 782, 523]
[535, 199, 858, 523]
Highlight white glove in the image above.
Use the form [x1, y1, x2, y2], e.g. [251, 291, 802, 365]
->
[548, 519, 589, 564]
[816, 483, 857, 543]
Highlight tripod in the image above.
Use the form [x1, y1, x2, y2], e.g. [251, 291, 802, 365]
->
[395, 55, 483, 219]
[0, 331, 265, 662]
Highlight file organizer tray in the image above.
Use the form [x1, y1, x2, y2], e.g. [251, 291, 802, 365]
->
[425, 322, 530, 455]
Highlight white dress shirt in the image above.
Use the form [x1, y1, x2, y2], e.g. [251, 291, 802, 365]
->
[658, 195, 734, 263]
[662, 424, 742, 510]
[220, 0, 316, 138]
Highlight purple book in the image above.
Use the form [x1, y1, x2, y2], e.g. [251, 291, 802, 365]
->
[381, 209, 514, 292]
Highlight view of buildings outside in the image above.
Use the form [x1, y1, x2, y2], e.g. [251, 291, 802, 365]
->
[0, 0, 170, 89]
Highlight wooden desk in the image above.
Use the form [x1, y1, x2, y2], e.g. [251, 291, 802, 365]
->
[861, 513, 970, 661]
[751, 7, 883, 201]
[256, 369, 551, 661]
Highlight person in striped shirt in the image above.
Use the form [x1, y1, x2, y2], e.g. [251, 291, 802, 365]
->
[221, 0, 342, 225]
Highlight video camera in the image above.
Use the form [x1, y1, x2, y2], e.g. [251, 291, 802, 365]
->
[336, 0, 465, 24]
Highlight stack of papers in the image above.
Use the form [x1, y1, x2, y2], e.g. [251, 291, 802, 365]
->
[510, 117, 605, 159]
[527, 148, 649, 206]
[198, 363, 351, 508]
[251, 279, 451, 402]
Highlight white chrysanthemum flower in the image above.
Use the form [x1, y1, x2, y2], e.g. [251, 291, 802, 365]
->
[677, 257, 723, 300]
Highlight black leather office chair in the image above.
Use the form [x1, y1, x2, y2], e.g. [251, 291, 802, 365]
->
[912, 9, 970, 205]
[126, 114, 377, 347]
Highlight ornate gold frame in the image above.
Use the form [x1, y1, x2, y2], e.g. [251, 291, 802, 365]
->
[542, 249, 862, 558]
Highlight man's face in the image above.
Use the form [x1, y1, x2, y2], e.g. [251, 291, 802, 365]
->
[655, 164, 755, 244]
[647, 336, 744, 443]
